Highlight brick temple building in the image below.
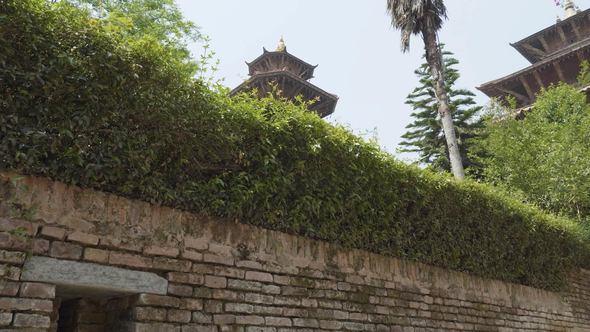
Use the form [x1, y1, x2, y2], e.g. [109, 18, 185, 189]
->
[231, 38, 338, 118]
[478, 0, 590, 108]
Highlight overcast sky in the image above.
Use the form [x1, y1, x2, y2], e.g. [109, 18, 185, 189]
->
[177, 0, 585, 161]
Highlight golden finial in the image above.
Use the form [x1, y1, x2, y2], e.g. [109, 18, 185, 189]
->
[563, 0, 579, 19]
[276, 36, 286, 52]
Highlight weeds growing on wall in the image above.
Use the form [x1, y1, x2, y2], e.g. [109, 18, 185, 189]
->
[1, 0, 589, 290]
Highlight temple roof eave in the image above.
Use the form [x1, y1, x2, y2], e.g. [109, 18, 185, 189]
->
[511, 8, 590, 51]
[478, 36, 590, 94]
[247, 50, 317, 78]
[230, 70, 338, 117]
[510, 42, 540, 64]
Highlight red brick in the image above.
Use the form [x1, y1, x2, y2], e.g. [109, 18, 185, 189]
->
[184, 236, 209, 251]
[236, 315, 264, 325]
[0, 250, 26, 264]
[215, 266, 245, 279]
[100, 237, 142, 252]
[0, 219, 13, 233]
[40, 226, 66, 240]
[13, 313, 51, 328]
[84, 248, 109, 264]
[224, 302, 253, 313]
[0, 218, 38, 235]
[192, 263, 215, 274]
[204, 275, 227, 289]
[180, 249, 203, 262]
[193, 287, 213, 299]
[166, 272, 204, 285]
[0, 264, 21, 280]
[0, 281, 20, 296]
[167, 309, 191, 323]
[0, 233, 29, 251]
[236, 260, 263, 270]
[20, 282, 56, 299]
[152, 257, 191, 272]
[133, 294, 180, 308]
[273, 275, 290, 285]
[144, 245, 179, 258]
[266, 317, 292, 326]
[203, 254, 234, 266]
[204, 300, 223, 313]
[67, 231, 99, 246]
[109, 252, 152, 269]
[245, 271, 273, 283]
[0, 298, 53, 312]
[181, 298, 203, 310]
[0, 218, 39, 235]
[0, 312, 12, 326]
[208, 243, 233, 257]
[213, 314, 236, 325]
[31, 238, 50, 254]
[49, 241, 83, 260]
[192, 311, 212, 324]
[0, 233, 10, 250]
[168, 283, 193, 297]
[133, 307, 167, 322]
[212, 289, 239, 301]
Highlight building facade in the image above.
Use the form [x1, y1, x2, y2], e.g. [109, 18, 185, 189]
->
[478, 0, 590, 108]
[231, 38, 338, 118]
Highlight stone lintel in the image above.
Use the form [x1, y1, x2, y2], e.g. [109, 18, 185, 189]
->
[22, 256, 167, 297]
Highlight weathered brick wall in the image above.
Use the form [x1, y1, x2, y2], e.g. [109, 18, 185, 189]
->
[1, 172, 589, 331]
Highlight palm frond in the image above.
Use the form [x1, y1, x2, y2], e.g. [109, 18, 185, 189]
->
[386, 0, 447, 52]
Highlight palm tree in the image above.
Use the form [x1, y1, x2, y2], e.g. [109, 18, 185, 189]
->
[386, 0, 465, 179]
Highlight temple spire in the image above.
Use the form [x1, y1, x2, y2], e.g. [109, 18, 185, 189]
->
[231, 40, 338, 117]
[563, 0, 579, 19]
[276, 36, 286, 52]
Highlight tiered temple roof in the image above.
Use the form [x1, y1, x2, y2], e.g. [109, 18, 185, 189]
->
[478, 1, 590, 108]
[231, 38, 338, 118]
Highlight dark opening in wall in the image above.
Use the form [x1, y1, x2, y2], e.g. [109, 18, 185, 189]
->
[20, 256, 169, 331]
[54, 296, 131, 332]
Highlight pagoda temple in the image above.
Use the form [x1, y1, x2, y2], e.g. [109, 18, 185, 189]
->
[231, 38, 338, 118]
[478, 0, 590, 108]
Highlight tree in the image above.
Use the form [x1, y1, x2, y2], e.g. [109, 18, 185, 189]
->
[399, 48, 482, 175]
[386, 0, 465, 179]
[477, 83, 590, 223]
[577, 60, 590, 86]
[61, 0, 203, 76]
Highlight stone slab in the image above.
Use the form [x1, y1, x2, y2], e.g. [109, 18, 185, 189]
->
[21, 256, 167, 297]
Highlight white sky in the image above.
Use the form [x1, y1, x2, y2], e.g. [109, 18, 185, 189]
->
[177, 0, 585, 161]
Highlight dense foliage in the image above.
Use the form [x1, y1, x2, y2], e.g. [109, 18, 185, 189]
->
[1, 0, 589, 290]
[578, 60, 590, 87]
[63, 0, 202, 77]
[477, 84, 590, 224]
[399, 49, 482, 175]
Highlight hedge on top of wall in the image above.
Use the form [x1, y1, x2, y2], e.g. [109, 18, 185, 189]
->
[1, 0, 589, 290]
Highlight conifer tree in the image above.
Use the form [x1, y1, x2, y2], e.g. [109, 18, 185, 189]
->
[387, 0, 465, 179]
[399, 49, 482, 174]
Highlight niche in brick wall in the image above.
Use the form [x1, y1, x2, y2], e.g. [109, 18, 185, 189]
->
[54, 296, 131, 332]
[20, 256, 169, 332]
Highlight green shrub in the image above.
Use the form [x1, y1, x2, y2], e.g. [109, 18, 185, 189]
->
[477, 84, 590, 223]
[1, 0, 589, 290]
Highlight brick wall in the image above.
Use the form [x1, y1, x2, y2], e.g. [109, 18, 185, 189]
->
[1, 172, 589, 331]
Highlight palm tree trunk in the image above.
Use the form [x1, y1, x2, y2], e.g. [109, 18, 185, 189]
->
[422, 30, 465, 180]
